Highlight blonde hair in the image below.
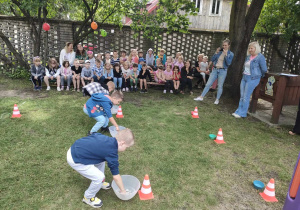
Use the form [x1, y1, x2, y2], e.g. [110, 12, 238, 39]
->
[64, 42, 73, 53]
[128, 49, 137, 63]
[123, 61, 130, 69]
[178, 56, 183, 61]
[111, 90, 124, 100]
[167, 56, 173, 62]
[115, 128, 135, 146]
[107, 81, 115, 92]
[248, 41, 261, 55]
[203, 56, 208, 60]
[197, 54, 204, 60]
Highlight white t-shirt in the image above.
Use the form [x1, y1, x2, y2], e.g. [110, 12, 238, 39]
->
[122, 68, 133, 77]
[59, 49, 75, 66]
[200, 62, 208, 71]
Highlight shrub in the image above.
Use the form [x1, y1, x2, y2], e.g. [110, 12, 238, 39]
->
[4, 66, 31, 79]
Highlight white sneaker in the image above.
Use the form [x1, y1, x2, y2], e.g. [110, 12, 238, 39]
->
[214, 99, 219, 105]
[194, 96, 203, 101]
[61, 86, 64, 91]
[66, 86, 69, 91]
[126, 87, 129, 92]
[101, 182, 111, 190]
[163, 90, 166, 94]
[46, 86, 50, 91]
[122, 88, 125, 91]
[57, 86, 61, 91]
[82, 196, 103, 208]
[170, 90, 173, 93]
[232, 113, 241, 118]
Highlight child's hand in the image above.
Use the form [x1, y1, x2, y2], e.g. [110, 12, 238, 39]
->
[34, 76, 38, 79]
[120, 190, 128, 194]
[116, 126, 119, 131]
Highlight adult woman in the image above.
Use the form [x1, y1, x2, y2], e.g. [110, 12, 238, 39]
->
[193, 53, 209, 88]
[59, 42, 76, 66]
[289, 98, 300, 135]
[75, 43, 87, 65]
[180, 60, 193, 95]
[232, 42, 267, 118]
[194, 39, 234, 105]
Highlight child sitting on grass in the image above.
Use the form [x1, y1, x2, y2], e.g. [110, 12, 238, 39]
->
[163, 64, 173, 94]
[139, 64, 152, 93]
[130, 63, 139, 92]
[30, 56, 45, 91]
[83, 91, 122, 135]
[67, 129, 134, 208]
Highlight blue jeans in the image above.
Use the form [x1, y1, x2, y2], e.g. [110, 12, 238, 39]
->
[93, 75, 105, 84]
[113, 77, 122, 88]
[201, 68, 227, 100]
[83, 107, 109, 132]
[235, 75, 260, 117]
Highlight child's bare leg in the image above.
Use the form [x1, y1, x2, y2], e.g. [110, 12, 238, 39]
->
[81, 78, 85, 87]
[139, 79, 143, 89]
[144, 79, 148, 89]
[73, 77, 77, 89]
[77, 76, 80, 89]
[44, 76, 50, 87]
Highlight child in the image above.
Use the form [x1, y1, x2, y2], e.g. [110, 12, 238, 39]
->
[165, 56, 174, 70]
[103, 63, 114, 84]
[96, 53, 104, 68]
[154, 65, 166, 84]
[154, 58, 162, 68]
[121, 61, 132, 92]
[130, 63, 139, 92]
[174, 56, 184, 71]
[155, 49, 166, 65]
[119, 49, 127, 65]
[139, 64, 152, 93]
[180, 60, 193, 95]
[173, 65, 181, 93]
[200, 56, 209, 85]
[71, 59, 82, 92]
[44, 57, 61, 91]
[60, 60, 73, 91]
[138, 49, 144, 59]
[138, 58, 145, 72]
[104, 52, 111, 65]
[92, 59, 105, 84]
[83, 81, 115, 97]
[113, 63, 122, 90]
[163, 64, 173, 94]
[30, 56, 45, 90]
[83, 91, 123, 135]
[128, 49, 139, 64]
[174, 51, 182, 63]
[87, 51, 96, 68]
[111, 50, 120, 66]
[67, 129, 134, 208]
[81, 60, 94, 86]
[146, 48, 154, 66]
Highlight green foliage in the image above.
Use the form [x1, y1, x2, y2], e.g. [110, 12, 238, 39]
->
[255, 0, 300, 40]
[127, 0, 197, 40]
[4, 66, 30, 79]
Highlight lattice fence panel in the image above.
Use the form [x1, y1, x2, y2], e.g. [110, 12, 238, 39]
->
[254, 36, 273, 68]
[284, 38, 300, 74]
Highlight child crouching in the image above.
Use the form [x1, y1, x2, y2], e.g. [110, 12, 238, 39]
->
[83, 91, 123, 135]
[67, 129, 134, 208]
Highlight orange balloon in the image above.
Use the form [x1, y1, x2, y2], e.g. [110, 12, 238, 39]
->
[91, 22, 98, 30]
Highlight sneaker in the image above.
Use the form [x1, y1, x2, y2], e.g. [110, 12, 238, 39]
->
[66, 86, 70, 91]
[101, 182, 111, 190]
[77, 89, 80, 92]
[214, 99, 219, 105]
[87, 131, 97, 136]
[163, 90, 166, 94]
[232, 113, 241, 118]
[46, 86, 51, 91]
[134, 87, 137, 92]
[170, 90, 173, 93]
[122, 88, 125, 92]
[34, 86, 38, 91]
[194, 96, 203, 101]
[144, 89, 148, 93]
[100, 127, 109, 133]
[190, 91, 193, 95]
[57, 86, 61, 91]
[82, 196, 103, 208]
[140, 89, 144, 93]
[61, 86, 64, 91]
[72, 88, 76, 91]
[37, 86, 42, 91]
[126, 87, 129, 92]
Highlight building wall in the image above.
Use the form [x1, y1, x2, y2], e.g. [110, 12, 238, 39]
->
[188, 0, 232, 31]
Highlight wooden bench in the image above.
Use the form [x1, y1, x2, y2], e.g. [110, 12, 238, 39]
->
[146, 71, 164, 86]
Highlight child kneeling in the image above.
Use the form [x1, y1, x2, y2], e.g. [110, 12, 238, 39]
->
[83, 91, 122, 135]
[67, 129, 134, 208]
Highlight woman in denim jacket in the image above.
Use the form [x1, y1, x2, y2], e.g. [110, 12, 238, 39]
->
[232, 42, 267, 118]
[194, 39, 234, 104]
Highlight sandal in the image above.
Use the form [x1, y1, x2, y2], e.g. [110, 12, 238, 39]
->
[289, 131, 296, 135]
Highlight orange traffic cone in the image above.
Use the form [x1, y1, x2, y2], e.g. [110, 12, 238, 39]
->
[11, 104, 22, 118]
[191, 106, 198, 115]
[214, 128, 225, 144]
[192, 107, 199, 118]
[116, 105, 124, 118]
[260, 178, 278, 202]
[139, 174, 154, 200]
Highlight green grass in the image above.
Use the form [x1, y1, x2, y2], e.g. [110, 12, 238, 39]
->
[0, 77, 299, 210]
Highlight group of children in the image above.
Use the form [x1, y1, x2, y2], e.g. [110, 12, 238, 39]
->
[30, 46, 211, 95]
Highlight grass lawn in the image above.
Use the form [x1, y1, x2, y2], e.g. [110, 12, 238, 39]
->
[0, 77, 299, 210]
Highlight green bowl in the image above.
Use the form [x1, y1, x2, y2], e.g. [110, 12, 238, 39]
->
[209, 134, 217, 140]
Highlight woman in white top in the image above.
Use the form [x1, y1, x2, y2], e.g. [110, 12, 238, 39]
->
[59, 42, 76, 66]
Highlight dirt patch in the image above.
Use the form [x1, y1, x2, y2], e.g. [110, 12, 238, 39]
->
[0, 89, 48, 99]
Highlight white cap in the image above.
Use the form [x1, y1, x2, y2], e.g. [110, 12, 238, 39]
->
[85, 60, 90, 63]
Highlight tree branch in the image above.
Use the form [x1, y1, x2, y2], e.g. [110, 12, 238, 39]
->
[0, 52, 14, 67]
[10, 6, 19, 16]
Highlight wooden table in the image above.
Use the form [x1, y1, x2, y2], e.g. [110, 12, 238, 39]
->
[249, 73, 300, 124]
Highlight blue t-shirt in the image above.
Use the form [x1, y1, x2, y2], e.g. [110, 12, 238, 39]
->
[85, 93, 113, 118]
[71, 133, 119, 175]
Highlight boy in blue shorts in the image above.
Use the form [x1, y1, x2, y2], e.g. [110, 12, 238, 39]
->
[83, 91, 122, 135]
[67, 129, 134, 208]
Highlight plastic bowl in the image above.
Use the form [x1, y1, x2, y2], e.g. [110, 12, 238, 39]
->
[111, 105, 119, 114]
[109, 126, 126, 137]
[209, 134, 217, 140]
[253, 180, 265, 190]
[111, 175, 140, 201]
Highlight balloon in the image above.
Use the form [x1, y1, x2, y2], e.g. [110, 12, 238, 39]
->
[42, 23, 50, 31]
[100, 29, 107, 37]
[91, 22, 98, 30]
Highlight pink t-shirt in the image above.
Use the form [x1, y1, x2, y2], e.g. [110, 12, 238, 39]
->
[164, 70, 173, 80]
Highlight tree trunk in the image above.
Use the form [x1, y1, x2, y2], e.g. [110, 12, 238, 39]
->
[227, 0, 266, 99]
